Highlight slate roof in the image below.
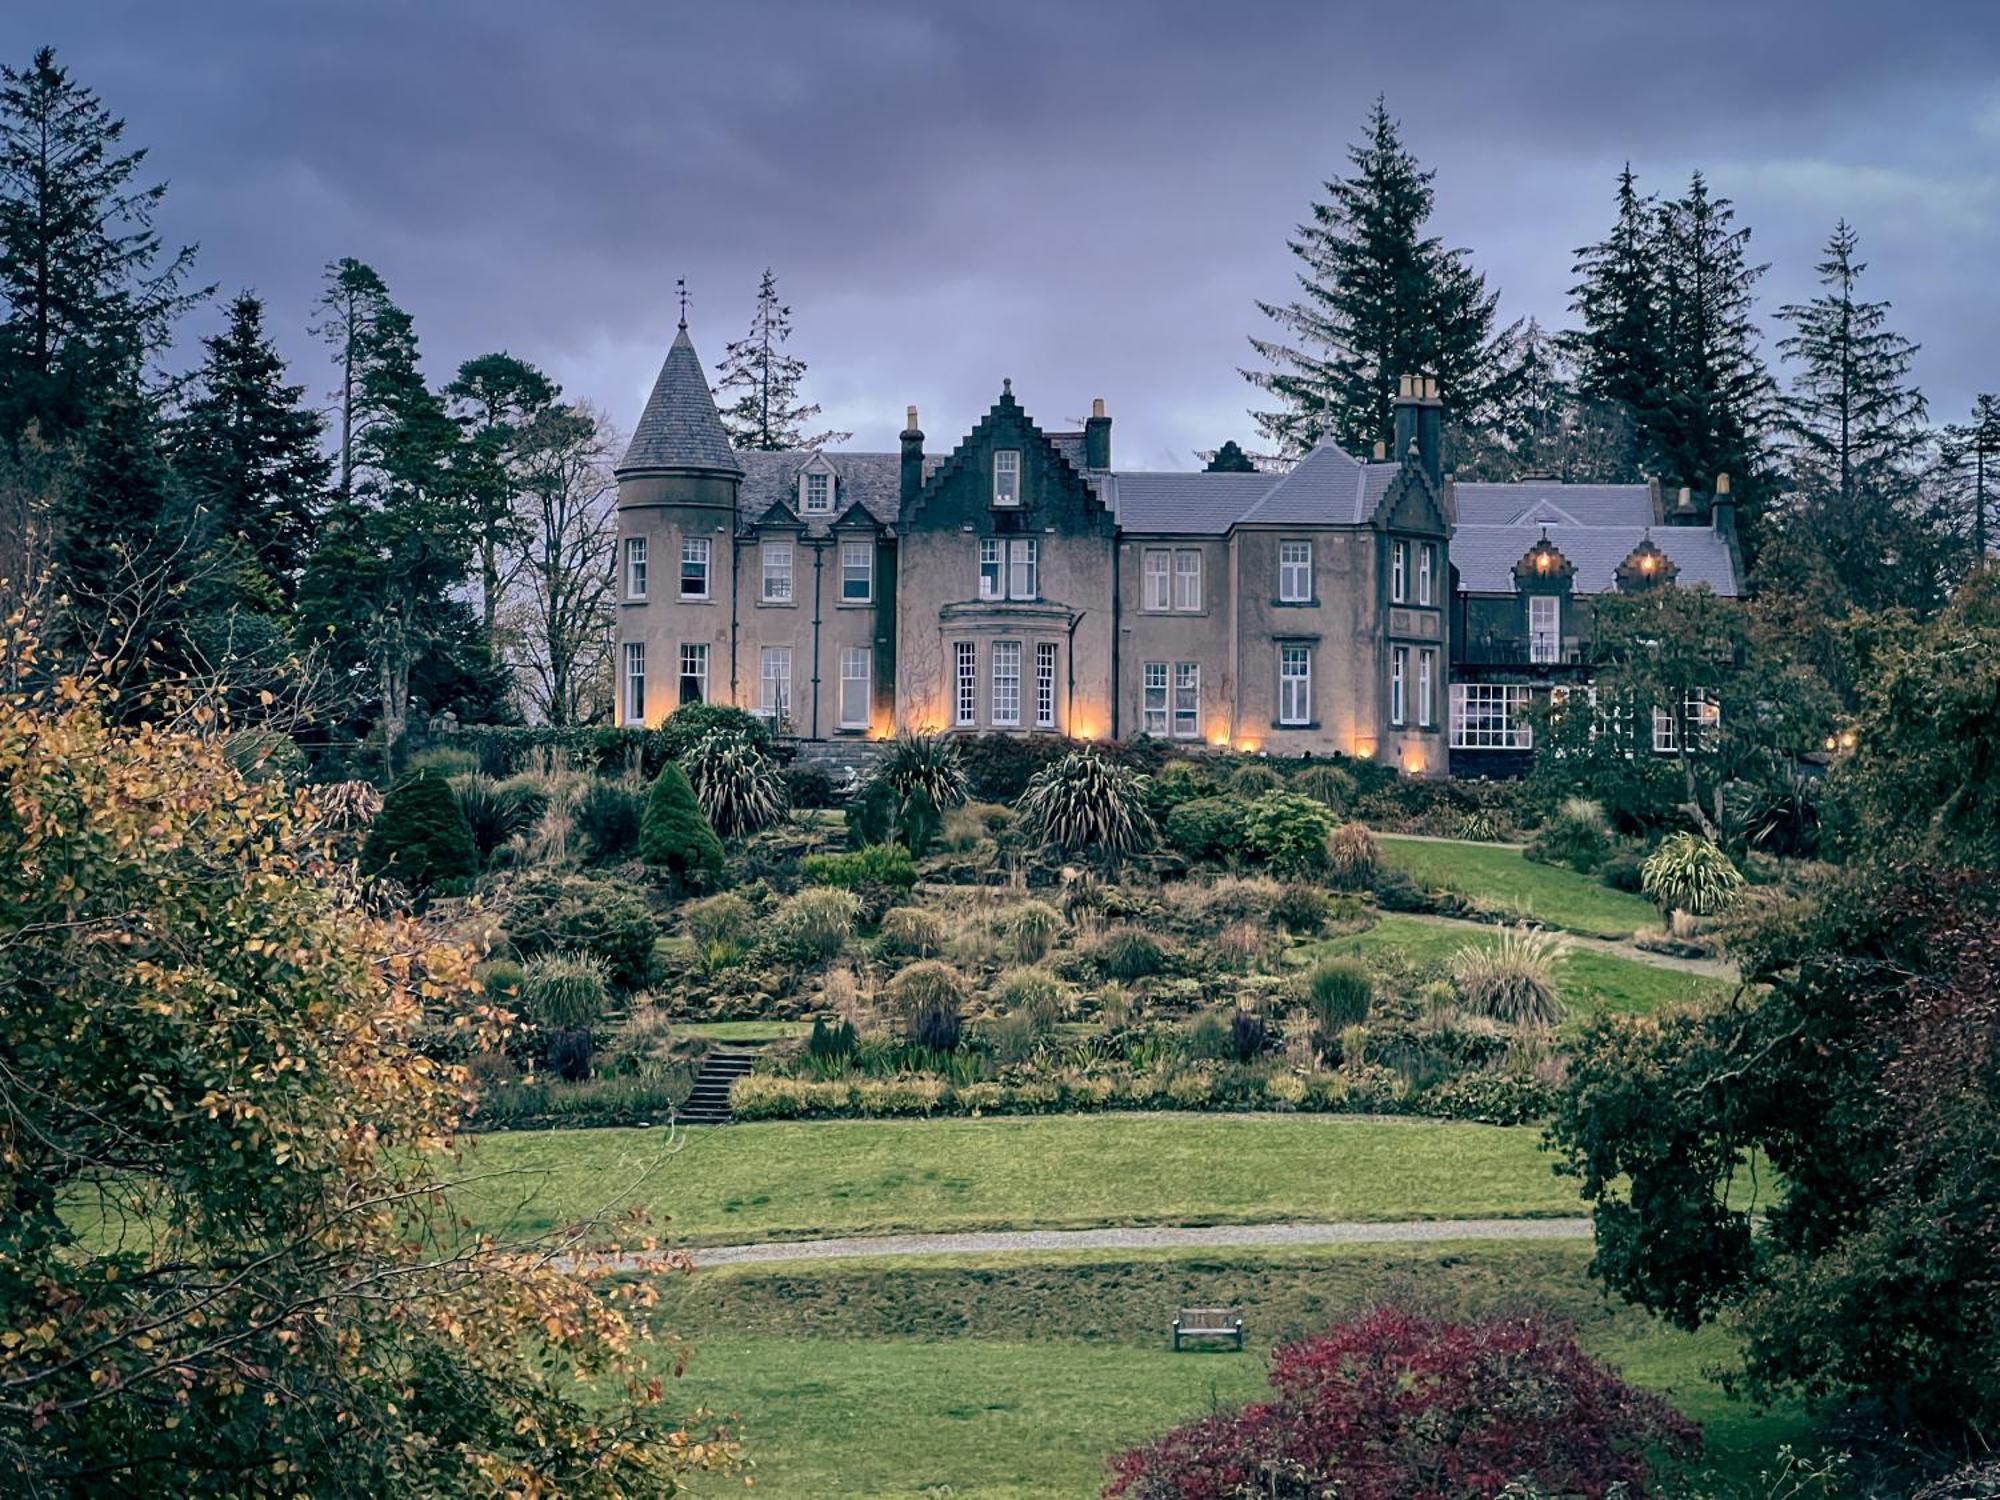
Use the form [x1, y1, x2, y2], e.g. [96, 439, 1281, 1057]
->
[1239, 445, 1402, 527]
[1453, 482, 1653, 528]
[1101, 442, 1400, 535]
[1452, 522, 1740, 596]
[736, 450, 937, 534]
[617, 325, 743, 478]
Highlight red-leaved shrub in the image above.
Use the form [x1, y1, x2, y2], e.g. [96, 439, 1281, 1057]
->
[1105, 1308, 1699, 1499]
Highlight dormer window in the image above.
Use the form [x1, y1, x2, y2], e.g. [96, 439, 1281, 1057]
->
[993, 449, 1021, 507]
[802, 470, 832, 514]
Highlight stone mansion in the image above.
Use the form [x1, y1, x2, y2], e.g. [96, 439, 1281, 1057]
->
[613, 320, 1743, 776]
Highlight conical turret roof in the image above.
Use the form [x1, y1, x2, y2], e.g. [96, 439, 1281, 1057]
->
[617, 323, 743, 478]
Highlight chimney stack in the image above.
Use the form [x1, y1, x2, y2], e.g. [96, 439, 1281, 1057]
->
[1392, 373, 1421, 470]
[1084, 397, 1112, 470]
[900, 405, 924, 511]
[1711, 472, 1736, 535]
[1676, 485, 1695, 523]
[1416, 376, 1443, 487]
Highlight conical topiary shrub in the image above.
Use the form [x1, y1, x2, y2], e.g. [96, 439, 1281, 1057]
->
[360, 771, 479, 899]
[638, 762, 724, 890]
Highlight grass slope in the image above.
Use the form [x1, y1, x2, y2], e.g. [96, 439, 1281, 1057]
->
[450, 1114, 1579, 1245]
[656, 1242, 1813, 1498]
[1376, 834, 1659, 938]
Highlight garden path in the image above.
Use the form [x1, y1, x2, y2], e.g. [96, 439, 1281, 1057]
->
[604, 1216, 1595, 1271]
[1393, 909, 1740, 982]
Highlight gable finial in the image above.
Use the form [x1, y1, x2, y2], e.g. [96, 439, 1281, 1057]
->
[676, 277, 689, 330]
[1003, 377, 1012, 397]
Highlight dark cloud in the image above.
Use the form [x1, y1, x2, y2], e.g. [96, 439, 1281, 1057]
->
[10, 0, 2000, 466]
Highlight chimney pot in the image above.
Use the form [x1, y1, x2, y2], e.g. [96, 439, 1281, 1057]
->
[1678, 486, 1693, 510]
[1091, 397, 1105, 419]
[1372, 439, 1387, 460]
[905, 405, 919, 431]
[1715, 472, 1731, 495]
[1423, 377, 1439, 401]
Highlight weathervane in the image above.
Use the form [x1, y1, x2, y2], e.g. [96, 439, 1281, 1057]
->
[676, 276, 689, 329]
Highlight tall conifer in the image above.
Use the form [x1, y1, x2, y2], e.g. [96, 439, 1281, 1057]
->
[713, 269, 849, 451]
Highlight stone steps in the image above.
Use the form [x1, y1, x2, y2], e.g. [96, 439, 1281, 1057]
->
[679, 1047, 758, 1125]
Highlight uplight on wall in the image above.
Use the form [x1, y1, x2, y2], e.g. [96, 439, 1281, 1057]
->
[1351, 736, 1378, 760]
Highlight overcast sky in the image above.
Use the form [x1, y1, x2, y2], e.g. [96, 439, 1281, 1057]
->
[12, 1, 2000, 470]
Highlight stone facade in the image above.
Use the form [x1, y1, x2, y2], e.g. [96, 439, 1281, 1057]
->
[612, 324, 1738, 777]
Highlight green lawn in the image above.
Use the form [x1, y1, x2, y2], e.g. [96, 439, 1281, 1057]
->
[673, 1020, 812, 1043]
[1376, 834, 1660, 938]
[1303, 914, 1731, 1020]
[447, 1113, 1580, 1246]
[653, 1242, 1813, 1498]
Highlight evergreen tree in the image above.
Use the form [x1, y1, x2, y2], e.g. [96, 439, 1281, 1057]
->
[0, 47, 201, 440]
[713, 269, 850, 450]
[1649, 173, 1773, 500]
[1775, 221, 1936, 610]
[445, 351, 559, 634]
[1946, 392, 2000, 570]
[309, 257, 390, 499]
[1564, 165, 1663, 474]
[1450, 320, 1636, 483]
[175, 291, 329, 612]
[1245, 98, 1497, 458]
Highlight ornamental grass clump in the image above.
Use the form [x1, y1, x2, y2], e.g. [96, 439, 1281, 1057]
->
[877, 905, 946, 959]
[1535, 795, 1610, 872]
[451, 773, 543, 862]
[767, 887, 861, 967]
[518, 952, 611, 1034]
[1642, 830, 1745, 916]
[1324, 820, 1380, 891]
[1450, 925, 1568, 1029]
[681, 729, 786, 838]
[1009, 900, 1063, 963]
[888, 959, 968, 1052]
[1303, 957, 1373, 1037]
[1017, 749, 1156, 861]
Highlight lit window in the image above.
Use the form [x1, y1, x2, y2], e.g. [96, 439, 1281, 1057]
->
[803, 470, 832, 514]
[1391, 646, 1408, 727]
[1009, 538, 1038, 599]
[1418, 544, 1435, 606]
[839, 646, 870, 729]
[993, 449, 1021, 506]
[1279, 644, 1312, 726]
[1451, 683, 1535, 750]
[759, 646, 792, 724]
[625, 536, 648, 599]
[1174, 662, 1200, 738]
[761, 542, 794, 603]
[955, 642, 977, 727]
[1035, 642, 1057, 729]
[1528, 595, 1561, 664]
[1174, 550, 1202, 611]
[678, 643, 707, 706]
[680, 537, 710, 599]
[1418, 648, 1436, 728]
[623, 642, 646, 724]
[1391, 540, 1409, 604]
[841, 540, 872, 602]
[979, 539, 1002, 600]
[1279, 541, 1312, 603]
[1143, 549, 1171, 611]
[1142, 662, 1169, 736]
[992, 641, 1021, 727]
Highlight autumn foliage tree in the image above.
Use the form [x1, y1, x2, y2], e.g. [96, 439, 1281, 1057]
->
[0, 631, 727, 1493]
[1104, 1308, 1697, 1499]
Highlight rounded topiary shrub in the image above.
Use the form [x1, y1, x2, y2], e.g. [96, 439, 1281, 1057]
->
[638, 763, 723, 889]
[1227, 762, 1284, 797]
[502, 872, 658, 993]
[361, 772, 478, 898]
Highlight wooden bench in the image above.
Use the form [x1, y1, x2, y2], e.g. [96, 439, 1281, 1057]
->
[1172, 1307, 1244, 1351]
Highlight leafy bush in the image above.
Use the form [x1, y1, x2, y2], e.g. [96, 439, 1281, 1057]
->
[518, 952, 610, 1033]
[1009, 900, 1063, 963]
[1325, 821, 1381, 891]
[637, 763, 724, 889]
[224, 727, 304, 784]
[681, 730, 786, 838]
[1163, 796, 1249, 864]
[657, 702, 769, 760]
[1450, 926, 1567, 1028]
[888, 960, 967, 1051]
[1105, 1309, 1699, 1499]
[954, 733, 1071, 802]
[574, 777, 645, 863]
[502, 872, 658, 993]
[480, 959, 524, 1005]
[766, 887, 861, 967]
[1421, 1070, 1556, 1125]
[1090, 925, 1168, 982]
[1599, 848, 1647, 893]
[1641, 831, 1744, 916]
[1291, 762, 1355, 813]
[1532, 795, 1611, 872]
[1242, 791, 1336, 875]
[1018, 750, 1156, 860]
[684, 892, 754, 949]
[360, 772, 479, 898]
[1273, 883, 1331, 935]
[1227, 762, 1283, 797]
[784, 763, 839, 810]
[1369, 865, 1429, 912]
[876, 905, 946, 959]
[452, 773, 542, 861]
[803, 843, 918, 891]
[1303, 958, 1373, 1036]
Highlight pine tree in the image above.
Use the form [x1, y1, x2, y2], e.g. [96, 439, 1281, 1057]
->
[713, 270, 850, 451]
[0, 47, 202, 440]
[1946, 393, 2000, 570]
[1565, 166, 1663, 474]
[1244, 98, 1497, 458]
[1775, 221, 1935, 608]
[1650, 173, 1773, 498]
[445, 351, 559, 634]
[175, 292, 329, 611]
[309, 257, 390, 499]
